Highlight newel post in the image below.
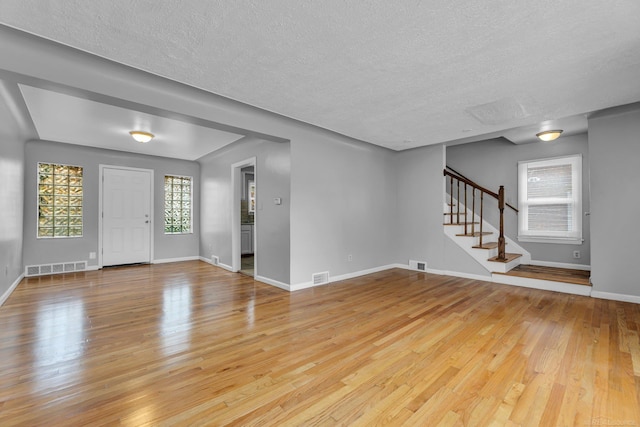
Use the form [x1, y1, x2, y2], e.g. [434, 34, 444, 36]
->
[498, 185, 506, 261]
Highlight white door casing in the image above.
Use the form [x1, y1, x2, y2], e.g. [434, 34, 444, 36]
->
[231, 157, 256, 274]
[101, 166, 152, 266]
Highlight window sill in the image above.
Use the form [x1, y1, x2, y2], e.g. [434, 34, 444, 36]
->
[518, 236, 583, 245]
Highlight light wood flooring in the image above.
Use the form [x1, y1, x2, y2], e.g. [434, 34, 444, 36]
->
[1, 261, 639, 426]
[240, 255, 254, 277]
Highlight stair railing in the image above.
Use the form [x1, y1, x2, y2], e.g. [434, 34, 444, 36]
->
[444, 167, 518, 261]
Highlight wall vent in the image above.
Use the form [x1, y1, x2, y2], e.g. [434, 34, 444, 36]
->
[409, 260, 427, 272]
[211, 255, 219, 266]
[25, 261, 87, 277]
[312, 271, 330, 285]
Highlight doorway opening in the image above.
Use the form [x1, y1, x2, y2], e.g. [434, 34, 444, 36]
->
[231, 157, 257, 276]
[240, 165, 255, 276]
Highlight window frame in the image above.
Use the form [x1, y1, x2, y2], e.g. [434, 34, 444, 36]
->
[517, 154, 583, 245]
[37, 162, 84, 239]
[164, 174, 193, 235]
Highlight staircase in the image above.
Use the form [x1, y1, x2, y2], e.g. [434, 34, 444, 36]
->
[443, 167, 530, 274]
[443, 202, 530, 274]
[443, 167, 591, 297]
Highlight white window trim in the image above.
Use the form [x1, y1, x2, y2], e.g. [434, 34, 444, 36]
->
[517, 154, 582, 245]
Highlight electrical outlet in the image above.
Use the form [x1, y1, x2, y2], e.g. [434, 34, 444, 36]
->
[573, 250, 581, 259]
[89, 252, 96, 259]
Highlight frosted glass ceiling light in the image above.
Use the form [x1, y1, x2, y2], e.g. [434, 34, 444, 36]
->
[129, 130, 154, 143]
[536, 130, 563, 142]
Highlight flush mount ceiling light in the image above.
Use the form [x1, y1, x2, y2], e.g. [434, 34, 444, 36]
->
[536, 130, 563, 142]
[129, 130, 154, 143]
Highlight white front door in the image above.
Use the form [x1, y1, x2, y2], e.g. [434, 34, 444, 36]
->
[102, 167, 152, 266]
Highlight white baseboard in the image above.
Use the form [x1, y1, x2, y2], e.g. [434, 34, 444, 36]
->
[199, 256, 234, 272]
[399, 264, 490, 281]
[391, 263, 412, 270]
[198, 257, 288, 290]
[240, 260, 638, 304]
[218, 262, 233, 272]
[409, 264, 591, 297]
[153, 256, 200, 264]
[492, 273, 592, 296]
[291, 264, 491, 292]
[428, 269, 492, 281]
[289, 281, 317, 292]
[291, 264, 402, 292]
[86, 265, 100, 272]
[590, 291, 640, 304]
[0, 273, 24, 307]
[528, 260, 591, 271]
[330, 264, 401, 284]
[255, 275, 290, 291]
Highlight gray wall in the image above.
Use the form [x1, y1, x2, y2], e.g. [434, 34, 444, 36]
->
[199, 137, 290, 285]
[24, 140, 200, 267]
[588, 106, 640, 297]
[0, 86, 25, 300]
[446, 134, 590, 265]
[1, 26, 398, 288]
[393, 144, 446, 270]
[3, 27, 399, 288]
[289, 134, 396, 285]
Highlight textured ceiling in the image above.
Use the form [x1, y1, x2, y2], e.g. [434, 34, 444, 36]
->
[1, 1, 639, 150]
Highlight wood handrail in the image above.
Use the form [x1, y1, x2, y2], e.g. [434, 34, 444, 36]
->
[444, 168, 517, 261]
[444, 169, 498, 199]
[444, 167, 518, 213]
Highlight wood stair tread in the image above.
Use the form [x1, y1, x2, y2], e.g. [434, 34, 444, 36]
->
[455, 231, 492, 237]
[493, 264, 591, 286]
[445, 222, 479, 226]
[444, 212, 467, 215]
[487, 253, 522, 263]
[472, 242, 499, 249]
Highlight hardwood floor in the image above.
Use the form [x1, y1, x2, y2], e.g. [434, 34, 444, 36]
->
[240, 255, 254, 277]
[501, 265, 592, 286]
[1, 261, 639, 426]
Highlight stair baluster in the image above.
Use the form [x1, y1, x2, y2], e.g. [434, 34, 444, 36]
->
[449, 175, 453, 223]
[498, 186, 506, 261]
[443, 168, 517, 262]
[479, 191, 484, 248]
[456, 180, 460, 225]
[471, 187, 476, 235]
[464, 182, 468, 235]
